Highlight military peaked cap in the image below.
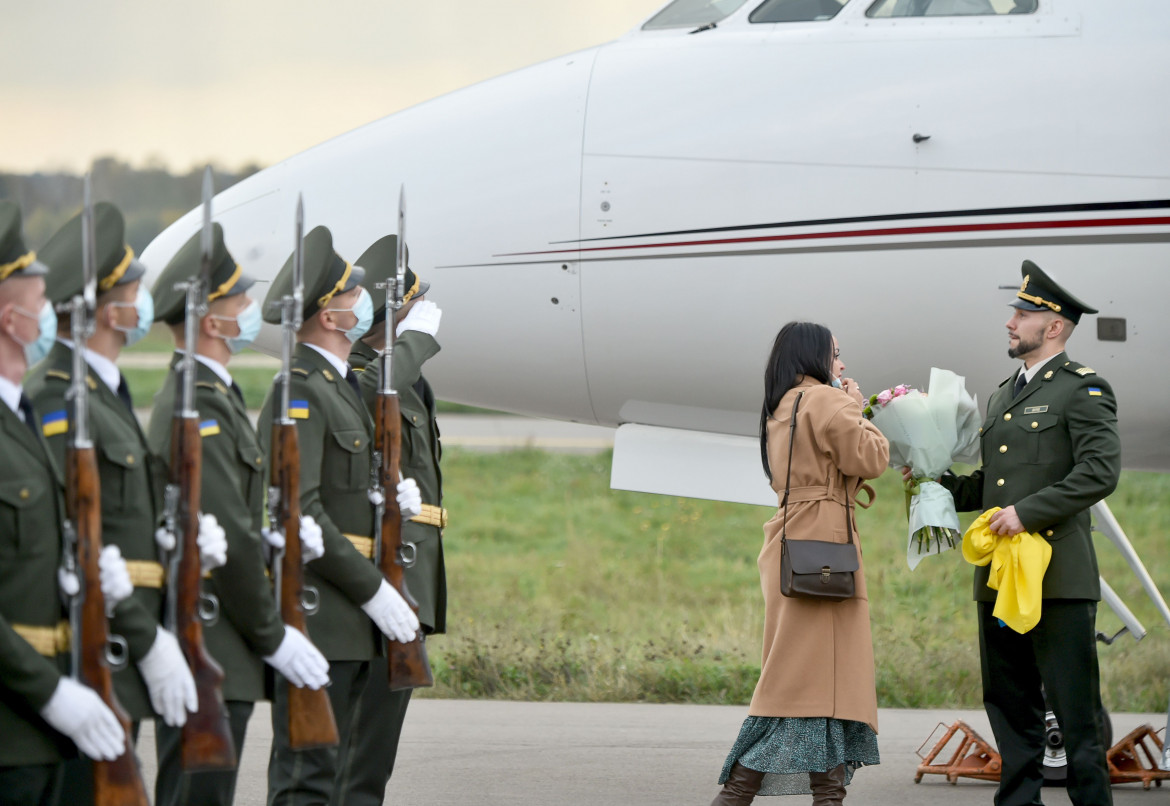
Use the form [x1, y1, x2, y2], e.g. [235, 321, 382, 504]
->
[1010, 260, 1098, 325]
[151, 223, 256, 324]
[354, 234, 429, 326]
[262, 225, 364, 325]
[39, 202, 145, 305]
[0, 200, 49, 281]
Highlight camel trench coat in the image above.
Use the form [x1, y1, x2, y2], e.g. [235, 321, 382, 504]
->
[748, 379, 890, 733]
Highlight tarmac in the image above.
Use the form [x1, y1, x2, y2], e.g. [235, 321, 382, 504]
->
[133, 701, 1167, 805]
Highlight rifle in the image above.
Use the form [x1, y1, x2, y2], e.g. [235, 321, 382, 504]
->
[162, 167, 236, 771]
[372, 186, 433, 691]
[265, 195, 339, 749]
[61, 174, 149, 804]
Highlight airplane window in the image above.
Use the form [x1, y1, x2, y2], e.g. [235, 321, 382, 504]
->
[866, 0, 1037, 16]
[750, 0, 845, 23]
[642, 0, 750, 30]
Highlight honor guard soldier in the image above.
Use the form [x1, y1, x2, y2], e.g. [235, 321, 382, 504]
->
[939, 260, 1121, 806]
[257, 225, 422, 805]
[147, 224, 330, 806]
[339, 235, 446, 805]
[0, 201, 132, 805]
[26, 203, 232, 800]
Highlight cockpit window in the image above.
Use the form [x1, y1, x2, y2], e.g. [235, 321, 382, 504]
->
[642, 0, 750, 30]
[866, 0, 1037, 16]
[750, 0, 845, 23]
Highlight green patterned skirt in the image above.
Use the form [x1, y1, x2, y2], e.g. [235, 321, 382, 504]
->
[718, 716, 880, 796]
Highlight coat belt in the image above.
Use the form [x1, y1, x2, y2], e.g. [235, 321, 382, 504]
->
[13, 621, 71, 657]
[126, 560, 166, 588]
[344, 533, 375, 559]
[410, 504, 447, 529]
[785, 485, 847, 505]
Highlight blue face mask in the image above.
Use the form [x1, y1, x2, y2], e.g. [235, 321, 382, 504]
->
[328, 288, 373, 344]
[110, 285, 154, 347]
[13, 301, 57, 366]
[212, 299, 261, 354]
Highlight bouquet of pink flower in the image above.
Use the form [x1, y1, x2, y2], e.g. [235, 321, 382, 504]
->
[863, 368, 981, 569]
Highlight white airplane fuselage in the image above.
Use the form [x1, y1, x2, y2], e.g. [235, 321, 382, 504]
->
[143, 0, 1170, 505]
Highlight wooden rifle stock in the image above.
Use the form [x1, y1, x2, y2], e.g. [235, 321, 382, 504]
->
[170, 415, 236, 771]
[375, 392, 433, 691]
[66, 445, 149, 806]
[269, 420, 339, 749]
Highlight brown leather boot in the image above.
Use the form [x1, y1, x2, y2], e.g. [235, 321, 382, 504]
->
[709, 763, 765, 805]
[808, 764, 846, 805]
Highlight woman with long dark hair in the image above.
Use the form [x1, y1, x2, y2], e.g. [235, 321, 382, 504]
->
[711, 322, 889, 805]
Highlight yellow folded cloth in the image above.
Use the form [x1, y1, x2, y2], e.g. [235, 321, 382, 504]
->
[962, 507, 1052, 634]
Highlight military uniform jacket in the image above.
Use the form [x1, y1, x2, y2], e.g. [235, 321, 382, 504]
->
[146, 356, 285, 701]
[26, 341, 164, 720]
[351, 333, 447, 633]
[942, 351, 1121, 601]
[0, 399, 72, 766]
[258, 344, 383, 660]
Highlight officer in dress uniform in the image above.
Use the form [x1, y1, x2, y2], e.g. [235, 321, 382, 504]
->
[0, 201, 131, 805]
[25, 203, 226, 801]
[939, 260, 1121, 806]
[147, 224, 331, 806]
[336, 235, 446, 805]
[257, 225, 422, 806]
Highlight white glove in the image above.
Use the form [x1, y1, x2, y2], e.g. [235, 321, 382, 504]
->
[261, 516, 324, 564]
[39, 677, 125, 761]
[299, 515, 324, 563]
[396, 300, 441, 338]
[137, 627, 197, 727]
[397, 478, 422, 520]
[263, 626, 329, 690]
[198, 513, 227, 572]
[99, 545, 134, 611]
[360, 580, 419, 643]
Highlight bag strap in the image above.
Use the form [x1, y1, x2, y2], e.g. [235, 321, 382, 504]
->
[780, 390, 854, 546]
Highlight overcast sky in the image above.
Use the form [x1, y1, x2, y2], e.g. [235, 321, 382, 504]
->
[4, 0, 667, 173]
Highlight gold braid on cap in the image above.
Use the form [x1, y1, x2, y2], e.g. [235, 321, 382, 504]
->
[208, 264, 243, 302]
[0, 251, 36, 281]
[97, 246, 135, 292]
[1017, 274, 1062, 313]
[401, 273, 421, 304]
[317, 261, 353, 308]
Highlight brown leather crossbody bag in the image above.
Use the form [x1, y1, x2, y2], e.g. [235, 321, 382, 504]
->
[777, 392, 858, 601]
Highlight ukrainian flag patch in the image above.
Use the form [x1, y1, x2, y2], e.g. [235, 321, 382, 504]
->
[1087, 387, 1102, 397]
[289, 400, 309, 420]
[41, 410, 68, 437]
[199, 419, 221, 437]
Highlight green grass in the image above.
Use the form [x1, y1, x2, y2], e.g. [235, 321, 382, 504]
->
[423, 449, 1170, 712]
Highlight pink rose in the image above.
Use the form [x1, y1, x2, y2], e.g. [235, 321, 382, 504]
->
[876, 389, 893, 405]
[893, 384, 910, 397]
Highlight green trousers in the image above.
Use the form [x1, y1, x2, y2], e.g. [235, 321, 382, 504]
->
[0, 763, 63, 806]
[155, 700, 253, 806]
[267, 660, 369, 806]
[330, 655, 413, 806]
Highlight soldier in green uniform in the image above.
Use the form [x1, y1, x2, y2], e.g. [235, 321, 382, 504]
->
[0, 201, 132, 805]
[938, 260, 1121, 806]
[26, 203, 235, 800]
[336, 234, 446, 805]
[147, 224, 331, 806]
[257, 225, 422, 806]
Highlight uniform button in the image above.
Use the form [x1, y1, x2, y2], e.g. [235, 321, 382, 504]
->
[412, 416, 418, 423]
[19, 488, 29, 500]
[999, 445, 1007, 453]
[126, 454, 135, 464]
[1046, 530, 1054, 537]
[354, 439, 360, 448]
[1031, 421, 1038, 429]
[255, 457, 263, 465]
[1003, 413, 1012, 421]
[996, 479, 1005, 487]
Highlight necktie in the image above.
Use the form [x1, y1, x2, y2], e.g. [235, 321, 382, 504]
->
[345, 369, 362, 398]
[17, 394, 40, 439]
[1013, 372, 1027, 399]
[116, 375, 135, 412]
